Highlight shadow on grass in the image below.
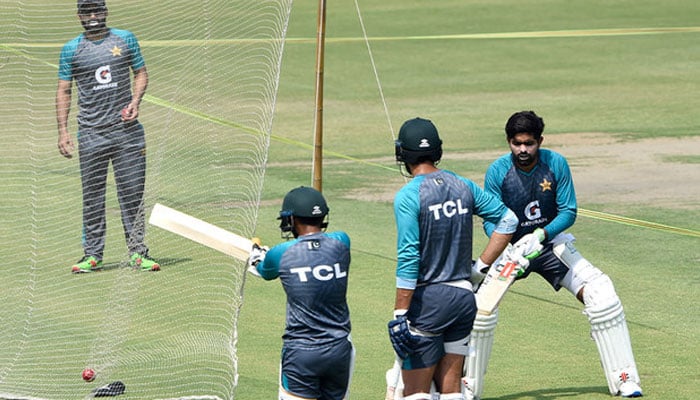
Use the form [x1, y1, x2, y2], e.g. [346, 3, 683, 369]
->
[486, 385, 608, 399]
[508, 289, 664, 332]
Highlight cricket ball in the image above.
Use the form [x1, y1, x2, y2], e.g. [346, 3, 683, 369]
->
[82, 368, 96, 382]
[121, 108, 130, 119]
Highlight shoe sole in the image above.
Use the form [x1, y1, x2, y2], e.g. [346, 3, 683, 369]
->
[71, 266, 102, 274]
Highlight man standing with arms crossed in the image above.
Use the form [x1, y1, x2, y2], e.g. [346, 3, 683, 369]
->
[464, 110, 642, 398]
[56, 0, 159, 273]
[388, 117, 519, 400]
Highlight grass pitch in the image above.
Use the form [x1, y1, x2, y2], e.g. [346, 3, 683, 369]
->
[2, 1, 699, 399]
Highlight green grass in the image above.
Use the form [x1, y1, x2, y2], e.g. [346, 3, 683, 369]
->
[2, 0, 700, 399]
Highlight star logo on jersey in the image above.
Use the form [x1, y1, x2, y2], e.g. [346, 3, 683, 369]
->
[111, 46, 122, 57]
[539, 178, 552, 192]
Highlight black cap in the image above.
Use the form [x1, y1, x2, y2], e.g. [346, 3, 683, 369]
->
[77, 0, 106, 11]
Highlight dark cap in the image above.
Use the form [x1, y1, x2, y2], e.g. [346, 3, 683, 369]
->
[77, 0, 106, 10]
[281, 186, 329, 218]
[395, 117, 443, 165]
[397, 117, 442, 152]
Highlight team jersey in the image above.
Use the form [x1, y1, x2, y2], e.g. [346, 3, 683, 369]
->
[256, 231, 351, 348]
[58, 28, 145, 128]
[483, 149, 577, 242]
[394, 170, 517, 290]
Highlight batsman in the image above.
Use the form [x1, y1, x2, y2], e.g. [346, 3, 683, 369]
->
[247, 186, 354, 400]
[464, 111, 643, 398]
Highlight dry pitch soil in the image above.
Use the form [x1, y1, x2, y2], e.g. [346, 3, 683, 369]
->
[345, 134, 700, 214]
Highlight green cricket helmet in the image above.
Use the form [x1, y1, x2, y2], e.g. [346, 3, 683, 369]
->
[278, 186, 329, 237]
[395, 117, 443, 165]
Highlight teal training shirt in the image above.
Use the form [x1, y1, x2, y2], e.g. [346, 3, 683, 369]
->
[394, 170, 517, 290]
[483, 149, 577, 242]
[257, 231, 351, 348]
[58, 28, 145, 129]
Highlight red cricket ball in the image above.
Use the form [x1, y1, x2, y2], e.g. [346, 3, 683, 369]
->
[121, 108, 130, 119]
[82, 368, 96, 382]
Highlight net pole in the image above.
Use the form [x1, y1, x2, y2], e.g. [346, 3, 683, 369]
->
[312, 0, 327, 192]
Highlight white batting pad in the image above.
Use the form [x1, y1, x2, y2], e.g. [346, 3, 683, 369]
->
[584, 275, 641, 395]
[462, 310, 498, 399]
[553, 239, 603, 297]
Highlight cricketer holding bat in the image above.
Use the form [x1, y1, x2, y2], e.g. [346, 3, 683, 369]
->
[56, 0, 159, 273]
[388, 118, 518, 400]
[464, 111, 643, 398]
[247, 186, 354, 400]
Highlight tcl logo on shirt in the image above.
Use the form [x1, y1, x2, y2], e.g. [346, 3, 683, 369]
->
[427, 199, 469, 220]
[290, 263, 347, 282]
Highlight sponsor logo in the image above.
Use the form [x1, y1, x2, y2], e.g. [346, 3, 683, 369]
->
[524, 200, 541, 220]
[93, 65, 118, 91]
[95, 65, 111, 84]
[522, 200, 547, 227]
[497, 261, 517, 280]
[290, 263, 347, 282]
[428, 199, 469, 220]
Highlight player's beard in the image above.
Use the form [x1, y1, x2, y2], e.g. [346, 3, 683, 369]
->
[515, 151, 536, 168]
[81, 16, 107, 33]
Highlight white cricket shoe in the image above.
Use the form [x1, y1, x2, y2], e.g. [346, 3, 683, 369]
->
[619, 381, 643, 397]
[461, 379, 478, 400]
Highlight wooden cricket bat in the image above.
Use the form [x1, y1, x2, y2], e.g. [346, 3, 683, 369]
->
[475, 256, 521, 315]
[148, 203, 258, 261]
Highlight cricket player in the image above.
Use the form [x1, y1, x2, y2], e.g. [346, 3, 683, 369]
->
[248, 186, 354, 400]
[388, 117, 518, 400]
[56, 0, 159, 272]
[464, 110, 643, 398]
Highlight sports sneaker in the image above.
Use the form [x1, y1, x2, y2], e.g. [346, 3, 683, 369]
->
[619, 381, 643, 397]
[71, 256, 102, 273]
[130, 253, 160, 272]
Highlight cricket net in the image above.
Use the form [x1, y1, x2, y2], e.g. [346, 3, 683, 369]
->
[0, 0, 292, 398]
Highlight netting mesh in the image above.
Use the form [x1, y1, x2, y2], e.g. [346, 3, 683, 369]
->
[0, 1, 292, 398]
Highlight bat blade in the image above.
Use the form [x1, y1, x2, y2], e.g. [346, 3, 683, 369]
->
[149, 203, 254, 261]
[475, 258, 519, 315]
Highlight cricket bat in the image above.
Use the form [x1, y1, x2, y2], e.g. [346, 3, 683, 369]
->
[475, 254, 522, 315]
[148, 203, 259, 261]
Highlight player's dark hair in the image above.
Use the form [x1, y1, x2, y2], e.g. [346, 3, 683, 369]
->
[505, 111, 545, 140]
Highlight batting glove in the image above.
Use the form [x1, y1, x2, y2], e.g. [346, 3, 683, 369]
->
[246, 243, 268, 277]
[493, 246, 530, 279]
[514, 228, 545, 260]
[469, 258, 490, 291]
[513, 255, 530, 277]
[388, 311, 417, 359]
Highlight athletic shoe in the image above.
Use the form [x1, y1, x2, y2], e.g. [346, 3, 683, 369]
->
[130, 253, 160, 272]
[619, 381, 643, 397]
[462, 377, 479, 400]
[71, 256, 102, 273]
[92, 381, 126, 397]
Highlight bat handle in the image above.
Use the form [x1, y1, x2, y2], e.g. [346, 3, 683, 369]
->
[251, 237, 262, 247]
